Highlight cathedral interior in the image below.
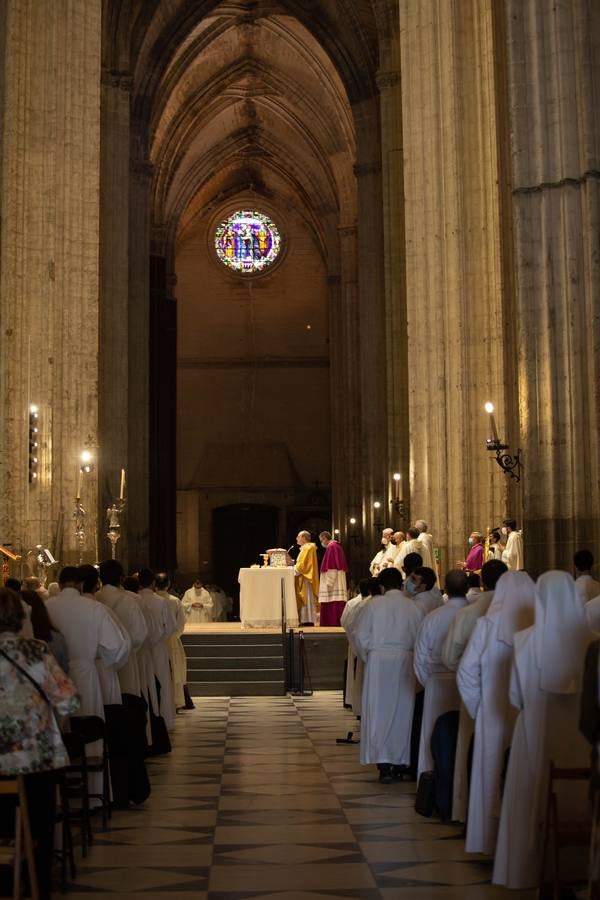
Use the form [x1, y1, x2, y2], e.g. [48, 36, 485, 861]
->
[1, 0, 599, 584]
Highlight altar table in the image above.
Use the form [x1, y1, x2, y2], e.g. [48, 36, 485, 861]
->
[238, 567, 299, 628]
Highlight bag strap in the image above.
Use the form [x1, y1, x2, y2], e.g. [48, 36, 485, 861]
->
[0, 646, 51, 706]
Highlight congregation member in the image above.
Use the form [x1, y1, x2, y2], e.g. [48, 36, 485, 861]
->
[457, 571, 535, 855]
[5, 578, 33, 639]
[182, 577, 214, 624]
[574, 548, 600, 604]
[155, 572, 188, 710]
[292, 530, 320, 625]
[407, 566, 443, 618]
[21, 588, 69, 672]
[413, 569, 468, 778]
[369, 527, 396, 575]
[23, 575, 49, 601]
[442, 559, 507, 821]
[400, 551, 423, 588]
[340, 577, 378, 716]
[0, 587, 80, 900]
[493, 571, 594, 889]
[466, 573, 481, 601]
[317, 531, 348, 626]
[347, 567, 422, 783]
[138, 568, 178, 732]
[458, 531, 485, 574]
[501, 518, 524, 570]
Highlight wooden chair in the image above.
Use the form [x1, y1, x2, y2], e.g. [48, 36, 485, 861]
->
[538, 762, 591, 900]
[0, 777, 39, 900]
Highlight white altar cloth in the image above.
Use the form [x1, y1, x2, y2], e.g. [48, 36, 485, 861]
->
[238, 567, 299, 628]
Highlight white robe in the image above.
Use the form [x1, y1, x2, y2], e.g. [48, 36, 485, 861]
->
[85, 594, 130, 706]
[46, 587, 129, 720]
[96, 584, 148, 697]
[157, 589, 187, 710]
[501, 530, 523, 570]
[576, 573, 600, 605]
[349, 589, 422, 765]
[586, 595, 600, 631]
[138, 588, 177, 730]
[341, 593, 370, 715]
[414, 596, 466, 776]
[369, 543, 396, 575]
[182, 586, 214, 624]
[493, 628, 593, 887]
[395, 538, 432, 573]
[413, 587, 443, 619]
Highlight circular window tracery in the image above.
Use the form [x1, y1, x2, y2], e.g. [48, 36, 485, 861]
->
[214, 209, 282, 274]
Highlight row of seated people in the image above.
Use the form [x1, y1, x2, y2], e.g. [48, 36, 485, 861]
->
[0, 562, 192, 899]
[342, 556, 597, 892]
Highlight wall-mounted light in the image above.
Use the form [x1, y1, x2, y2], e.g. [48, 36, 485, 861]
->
[80, 449, 94, 474]
[484, 402, 522, 482]
[28, 405, 39, 484]
[390, 472, 406, 518]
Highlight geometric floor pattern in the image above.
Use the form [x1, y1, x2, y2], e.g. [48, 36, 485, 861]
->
[63, 692, 534, 899]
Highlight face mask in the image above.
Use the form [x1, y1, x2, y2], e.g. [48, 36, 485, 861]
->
[468, 538, 474, 545]
[501, 527, 508, 536]
[405, 578, 417, 595]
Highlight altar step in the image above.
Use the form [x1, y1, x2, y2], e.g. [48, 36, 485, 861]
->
[182, 632, 285, 696]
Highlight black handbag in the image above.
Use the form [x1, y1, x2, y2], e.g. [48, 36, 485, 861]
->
[414, 770, 436, 817]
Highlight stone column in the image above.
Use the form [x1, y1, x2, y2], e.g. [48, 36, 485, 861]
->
[0, 0, 101, 564]
[400, 0, 510, 572]
[506, 0, 600, 573]
[98, 67, 131, 565]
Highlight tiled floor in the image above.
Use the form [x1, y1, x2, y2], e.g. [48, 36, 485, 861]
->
[65, 692, 534, 899]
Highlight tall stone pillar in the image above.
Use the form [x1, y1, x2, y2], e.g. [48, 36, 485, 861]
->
[98, 67, 131, 565]
[506, 0, 600, 573]
[0, 0, 101, 564]
[400, 0, 510, 572]
[353, 100, 387, 556]
[375, 0, 410, 529]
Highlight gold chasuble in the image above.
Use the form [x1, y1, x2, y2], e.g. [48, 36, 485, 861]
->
[294, 542, 320, 613]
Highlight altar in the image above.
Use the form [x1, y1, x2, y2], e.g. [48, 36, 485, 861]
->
[238, 566, 299, 628]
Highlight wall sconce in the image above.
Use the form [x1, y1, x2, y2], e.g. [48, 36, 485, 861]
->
[348, 516, 361, 545]
[390, 472, 406, 519]
[373, 500, 383, 529]
[484, 402, 522, 483]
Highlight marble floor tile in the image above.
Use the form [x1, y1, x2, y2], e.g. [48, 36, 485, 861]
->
[58, 690, 530, 900]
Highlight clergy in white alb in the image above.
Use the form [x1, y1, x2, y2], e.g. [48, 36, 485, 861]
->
[395, 527, 432, 575]
[78, 564, 131, 707]
[406, 566, 443, 619]
[457, 571, 535, 855]
[500, 519, 524, 570]
[155, 572, 188, 711]
[442, 559, 508, 822]
[369, 528, 396, 575]
[97, 559, 148, 699]
[138, 569, 178, 731]
[46, 567, 130, 721]
[182, 579, 214, 625]
[493, 571, 594, 890]
[340, 578, 376, 716]
[317, 531, 348, 627]
[347, 567, 422, 771]
[414, 520, 436, 570]
[414, 569, 468, 777]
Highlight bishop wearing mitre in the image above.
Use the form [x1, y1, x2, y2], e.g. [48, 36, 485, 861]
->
[290, 531, 320, 626]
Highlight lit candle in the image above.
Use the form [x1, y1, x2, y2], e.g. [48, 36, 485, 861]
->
[119, 468, 126, 500]
[484, 402, 499, 442]
[393, 472, 401, 500]
[77, 467, 82, 499]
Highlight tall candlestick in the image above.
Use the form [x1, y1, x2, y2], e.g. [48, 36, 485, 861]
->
[119, 468, 125, 500]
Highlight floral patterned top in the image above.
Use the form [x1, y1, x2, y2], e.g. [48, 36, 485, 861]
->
[0, 633, 80, 775]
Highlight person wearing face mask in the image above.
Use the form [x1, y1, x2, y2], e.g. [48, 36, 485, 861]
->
[458, 531, 485, 574]
[500, 518, 524, 570]
[407, 566, 443, 618]
[369, 527, 396, 575]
